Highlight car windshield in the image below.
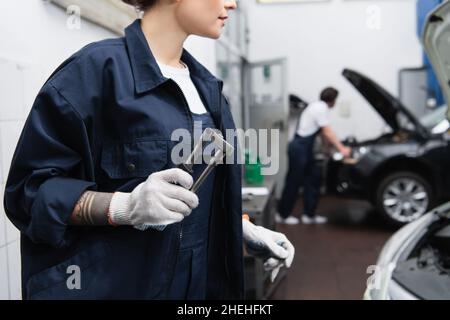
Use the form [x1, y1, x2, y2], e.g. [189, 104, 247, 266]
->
[419, 106, 449, 133]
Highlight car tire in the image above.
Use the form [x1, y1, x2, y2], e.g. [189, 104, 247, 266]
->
[375, 172, 433, 228]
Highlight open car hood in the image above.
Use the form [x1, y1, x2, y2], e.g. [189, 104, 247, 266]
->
[343, 69, 430, 139]
[423, 1, 450, 121]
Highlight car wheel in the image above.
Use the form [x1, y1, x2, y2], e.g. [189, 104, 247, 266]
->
[375, 172, 433, 227]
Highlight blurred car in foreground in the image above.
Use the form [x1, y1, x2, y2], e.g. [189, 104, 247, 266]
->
[364, 201, 450, 300]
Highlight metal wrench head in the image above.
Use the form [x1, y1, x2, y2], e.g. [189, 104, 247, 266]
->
[183, 128, 233, 170]
[186, 128, 234, 192]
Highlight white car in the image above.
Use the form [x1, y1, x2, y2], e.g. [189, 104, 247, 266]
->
[364, 201, 450, 300]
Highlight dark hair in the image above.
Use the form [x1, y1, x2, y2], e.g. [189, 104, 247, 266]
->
[320, 87, 339, 104]
[122, 0, 157, 11]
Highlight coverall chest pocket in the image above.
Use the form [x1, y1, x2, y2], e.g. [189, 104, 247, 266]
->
[100, 139, 169, 179]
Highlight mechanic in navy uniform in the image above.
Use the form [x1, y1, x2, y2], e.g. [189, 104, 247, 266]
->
[277, 88, 352, 225]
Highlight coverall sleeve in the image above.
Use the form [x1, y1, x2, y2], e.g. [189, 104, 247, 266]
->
[3, 81, 97, 248]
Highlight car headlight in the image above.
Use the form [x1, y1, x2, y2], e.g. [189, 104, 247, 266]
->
[332, 152, 344, 161]
[332, 146, 370, 163]
[352, 146, 370, 160]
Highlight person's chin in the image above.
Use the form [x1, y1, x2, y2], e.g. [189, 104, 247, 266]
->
[200, 29, 221, 39]
[211, 32, 221, 39]
[196, 26, 222, 39]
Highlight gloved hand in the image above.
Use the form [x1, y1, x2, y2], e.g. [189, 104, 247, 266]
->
[242, 219, 295, 282]
[109, 168, 199, 229]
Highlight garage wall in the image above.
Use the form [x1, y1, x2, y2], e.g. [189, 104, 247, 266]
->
[246, 0, 423, 141]
[0, 0, 215, 300]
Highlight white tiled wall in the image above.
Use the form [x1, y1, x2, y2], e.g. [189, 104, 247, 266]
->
[0, 16, 34, 304]
[1, 182, 21, 299]
[7, 241, 21, 300]
[0, 39, 42, 301]
[1, 184, 22, 300]
[0, 190, 6, 249]
[0, 247, 9, 299]
[0, 56, 25, 299]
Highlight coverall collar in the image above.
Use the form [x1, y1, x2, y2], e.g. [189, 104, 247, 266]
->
[125, 19, 223, 94]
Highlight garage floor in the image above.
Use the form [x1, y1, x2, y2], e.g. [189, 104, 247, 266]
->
[270, 195, 394, 300]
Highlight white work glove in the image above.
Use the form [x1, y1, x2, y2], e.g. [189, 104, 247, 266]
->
[242, 219, 295, 282]
[109, 168, 199, 230]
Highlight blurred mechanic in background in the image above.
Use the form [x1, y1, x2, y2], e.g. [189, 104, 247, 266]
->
[277, 87, 352, 225]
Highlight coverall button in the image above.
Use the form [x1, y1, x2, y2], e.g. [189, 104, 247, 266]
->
[127, 163, 136, 172]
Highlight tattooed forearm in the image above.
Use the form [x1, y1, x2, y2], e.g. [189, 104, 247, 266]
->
[69, 191, 114, 226]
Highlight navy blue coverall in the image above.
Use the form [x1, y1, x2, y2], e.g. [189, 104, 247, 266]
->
[3, 19, 244, 300]
[278, 131, 321, 219]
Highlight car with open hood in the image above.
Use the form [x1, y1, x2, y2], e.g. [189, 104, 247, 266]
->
[326, 2, 450, 228]
[364, 202, 450, 300]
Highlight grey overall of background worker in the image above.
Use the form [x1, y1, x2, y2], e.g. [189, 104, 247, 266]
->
[3, 0, 294, 299]
[277, 88, 352, 225]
